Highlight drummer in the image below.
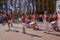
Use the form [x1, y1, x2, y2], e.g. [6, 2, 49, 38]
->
[53, 12, 59, 31]
[7, 10, 13, 30]
[33, 12, 39, 29]
[21, 13, 26, 33]
[26, 15, 31, 28]
[43, 11, 49, 33]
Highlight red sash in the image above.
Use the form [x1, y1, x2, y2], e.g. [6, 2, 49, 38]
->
[33, 14, 38, 20]
[44, 15, 48, 22]
[21, 16, 26, 22]
[54, 15, 57, 21]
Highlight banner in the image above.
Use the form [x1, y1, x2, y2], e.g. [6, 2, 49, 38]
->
[56, 1, 60, 18]
[56, 1, 60, 26]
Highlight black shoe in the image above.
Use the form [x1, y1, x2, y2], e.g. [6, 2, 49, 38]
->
[36, 28, 39, 30]
[22, 32, 26, 34]
[11, 25, 13, 27]
[56, 29, 59, 31]
[44, 32, 46, 33]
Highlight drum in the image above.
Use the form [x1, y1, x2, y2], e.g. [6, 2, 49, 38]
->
[30, 21, 35, 28]
[51, 21, 56, 24]
[51, 21, 56, 30]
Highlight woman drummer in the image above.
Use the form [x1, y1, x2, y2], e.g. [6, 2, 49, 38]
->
[43, 11, 49, 33]
[53, 12, 59, 31]
[21, 13, 26, 33]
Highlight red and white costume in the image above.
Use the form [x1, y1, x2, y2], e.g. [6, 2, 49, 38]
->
[8, 13, 13, 24]
[33, 14, 38, 28]
[44, 15, 49, 32]
[21, 15, 26, 28]
[53, 14, 58, 29]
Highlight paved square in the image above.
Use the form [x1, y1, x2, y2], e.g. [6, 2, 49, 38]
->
[0, 23, 60, 40]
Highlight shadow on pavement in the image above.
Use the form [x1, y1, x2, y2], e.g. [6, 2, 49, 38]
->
[6, 29, 19, 32]
[35, 28, 44, 31]
[48, 33, 60, 37]
[31, 28, 44, 31]
[13, 27, 21, 29]
[25, 33, 42, 38]
[56, 30, 60, 32]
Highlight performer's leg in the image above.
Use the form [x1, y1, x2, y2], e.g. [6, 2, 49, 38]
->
[22, 23, 26, 33]
[8, 22, 10, 30]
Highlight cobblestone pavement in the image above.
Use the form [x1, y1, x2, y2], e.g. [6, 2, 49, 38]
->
[0, 22, 60, 40]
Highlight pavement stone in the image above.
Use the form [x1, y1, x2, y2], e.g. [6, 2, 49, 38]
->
[0, 22, 60, 40]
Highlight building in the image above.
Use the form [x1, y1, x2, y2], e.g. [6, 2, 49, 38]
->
[0, 0, 7, 9]
[31, 0, 57, 14]
[0, 0, 57, 14]
[0, 0, 7, 14]
[0, 0, 3, 10]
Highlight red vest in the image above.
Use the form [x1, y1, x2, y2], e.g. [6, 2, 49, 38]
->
[44, 15, 48, 22]
[8, 14, 12, 20]
[33, 14, 38, 20]
[21, 16, 26, 22]
[53, 15, 57, 21]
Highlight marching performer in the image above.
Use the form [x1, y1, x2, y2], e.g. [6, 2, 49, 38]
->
[21, 13, 26, 33]
[7, 10, 13, 30]
[26, 15, 31, 28]
[53, 12, 59, 31]
[33, 13, 39, 30]
[44, 11, 49, 33]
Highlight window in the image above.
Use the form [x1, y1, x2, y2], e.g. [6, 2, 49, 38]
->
[48, 5, 50, 10]
[0, 0, 3, 1]
[40, 5, 43, 10]
[35, 0, 38, 2]
[0, 4, 3, 8]
[36, 4, 38, 10]
[48, 0, 50, 3]
[4, 3, 7, 9]
[40, 0, 42, 2]
[44, 5, 46, 10]
[55, 0, 57, 1]
[44, 0, 46, 3]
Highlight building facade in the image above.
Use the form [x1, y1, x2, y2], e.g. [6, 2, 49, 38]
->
[0, 0, 7, 9]
[31, 0, 56, 14]
[0, 0, 57, 14]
